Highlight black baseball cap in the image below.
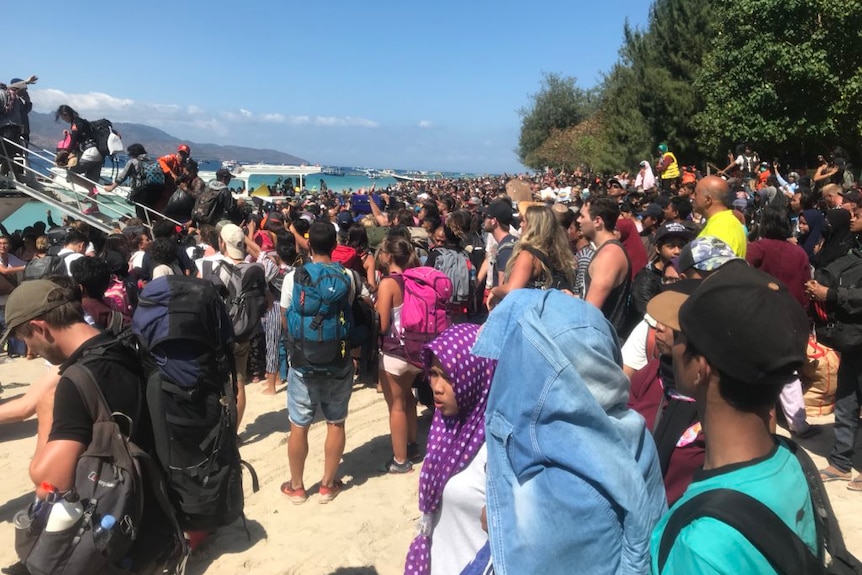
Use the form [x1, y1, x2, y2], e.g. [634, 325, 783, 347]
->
[481, 200, 513, 226]
[640, 203, 664, 220]
[654, 222, 695, 245]
[647, 263, 808, 386]
[215, 168, 233, 180]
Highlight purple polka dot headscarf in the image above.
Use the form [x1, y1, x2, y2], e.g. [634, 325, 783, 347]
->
[404, 323, 496, 575]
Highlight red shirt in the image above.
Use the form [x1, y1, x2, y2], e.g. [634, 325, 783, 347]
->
[746, 238, 810, 310]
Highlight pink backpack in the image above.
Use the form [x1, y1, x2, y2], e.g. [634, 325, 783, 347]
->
[395, 267, 452, 366]
[103, 275, 133, 318]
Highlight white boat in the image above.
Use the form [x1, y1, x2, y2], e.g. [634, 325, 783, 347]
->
[223, 163, 322, 191]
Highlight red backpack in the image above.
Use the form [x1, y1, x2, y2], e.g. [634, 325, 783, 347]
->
[332, 244, 362, 273]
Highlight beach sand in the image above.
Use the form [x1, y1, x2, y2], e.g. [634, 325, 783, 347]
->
[0, 356, 860, 574]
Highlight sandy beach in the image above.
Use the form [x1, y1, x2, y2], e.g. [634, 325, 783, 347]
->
[0, 355, 860, 574]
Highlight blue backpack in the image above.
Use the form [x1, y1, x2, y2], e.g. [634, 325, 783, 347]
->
[139, 159, 165, 187]
[287, 262, 353, 375]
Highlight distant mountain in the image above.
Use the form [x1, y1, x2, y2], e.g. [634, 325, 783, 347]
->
[26, 111, 309, 165]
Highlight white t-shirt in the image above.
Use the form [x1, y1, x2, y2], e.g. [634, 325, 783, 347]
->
[621, 316, 652, 372]
[129, 250, 146, 270]
[57, 248, 84, 276]
[430, 444, 488, 575]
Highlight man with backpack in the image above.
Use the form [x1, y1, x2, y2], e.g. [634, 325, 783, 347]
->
[646, 263, 834, 574]
[2, 279, 185, 574]
[200, 223, 269, 430]
[54, 230, 88, 275]
[282, 221, 358, 504]
[481, 200, 516, 290]
[193, 180, 235, 227]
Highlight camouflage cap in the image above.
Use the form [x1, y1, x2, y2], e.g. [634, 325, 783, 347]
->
[677, 236, 741, 273]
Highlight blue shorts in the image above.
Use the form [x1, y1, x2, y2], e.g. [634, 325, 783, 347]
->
[287, 366, 354, 427]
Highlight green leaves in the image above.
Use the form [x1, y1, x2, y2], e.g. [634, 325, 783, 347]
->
[518, 0, 862, 171]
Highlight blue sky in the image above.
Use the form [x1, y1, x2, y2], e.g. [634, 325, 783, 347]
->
[10, 1, 650, 174]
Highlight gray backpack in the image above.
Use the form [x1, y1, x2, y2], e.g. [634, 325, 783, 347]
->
[14, 350, 188, 575]
[433, 247, 471, 304]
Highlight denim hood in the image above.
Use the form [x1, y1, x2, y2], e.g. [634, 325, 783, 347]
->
[473, 289, 667, 575]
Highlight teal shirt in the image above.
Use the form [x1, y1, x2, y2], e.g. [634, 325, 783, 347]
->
[650, 440, 817, 574]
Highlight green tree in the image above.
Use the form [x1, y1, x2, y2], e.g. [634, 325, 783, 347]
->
[517, 73, 598, 169]
[694, 0, 862, 160]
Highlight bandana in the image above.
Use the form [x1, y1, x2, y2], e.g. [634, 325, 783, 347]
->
[404, 323, 495, 575]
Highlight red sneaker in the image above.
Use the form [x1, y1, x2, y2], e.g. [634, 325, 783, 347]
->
[318, 480, 344, 504]
[280, 481, 307, 505]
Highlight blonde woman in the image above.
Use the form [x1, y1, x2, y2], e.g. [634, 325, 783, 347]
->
[488, 205, 575, 309]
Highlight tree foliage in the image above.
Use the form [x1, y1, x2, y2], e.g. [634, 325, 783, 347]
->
[518, 0, 862, 172]
[517, 73, 598, 169]
[695, 0, 862, 160]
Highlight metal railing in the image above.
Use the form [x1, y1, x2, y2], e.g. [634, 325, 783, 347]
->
[0, 137, 182, 231]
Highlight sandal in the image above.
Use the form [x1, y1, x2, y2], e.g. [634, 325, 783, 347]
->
[280, 481, 308, 504]
[319, 479, 344, 504]
[819, 466, 851, 482]
[847, 476, 862, 492]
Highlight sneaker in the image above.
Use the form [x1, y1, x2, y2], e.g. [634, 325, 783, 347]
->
[318, 479, 344, 504]
[383, 458, 413, 474]
[82, 206, 99, 215]
[407, 442, 424, 464]
[280, 481, 308, 504]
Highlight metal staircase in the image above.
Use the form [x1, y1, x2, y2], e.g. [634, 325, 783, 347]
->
[0, 137, 180, 233]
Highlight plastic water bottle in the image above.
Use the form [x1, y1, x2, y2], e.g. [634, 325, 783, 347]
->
[44, 491, 84, 533]
[92, 515, 117, 551]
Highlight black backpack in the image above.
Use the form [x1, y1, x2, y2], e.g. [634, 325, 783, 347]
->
[132, 275, 260, 532]
[89, 119, 116, 159]
[657, 440, 862, 575]
[14, 344, 188, 575]
[523, 246, 575, 291]
[23, 252, 75, 280]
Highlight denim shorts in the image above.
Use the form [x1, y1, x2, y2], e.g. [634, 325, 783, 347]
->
[287, 366, 353, 427]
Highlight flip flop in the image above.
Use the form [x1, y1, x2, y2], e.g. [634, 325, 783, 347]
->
[820, 466, 851, 482]
[847, 477, 862, 492]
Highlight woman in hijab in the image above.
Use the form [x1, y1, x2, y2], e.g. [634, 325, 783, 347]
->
[616, 217, 649, 280]
[635, 161, 656, 192]
[814, 208, 853, 268]
[404, 323, 496, 575]
[797, 208, 826, 263]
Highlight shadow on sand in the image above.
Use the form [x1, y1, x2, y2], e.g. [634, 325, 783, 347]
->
[0, 491, 34, 523]
[185, 518, 267, 575]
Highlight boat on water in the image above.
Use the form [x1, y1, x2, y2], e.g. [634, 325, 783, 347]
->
[322, 166, 345, 176]
[214, 163, 323, 192]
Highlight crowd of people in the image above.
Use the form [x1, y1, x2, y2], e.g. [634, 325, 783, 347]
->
[2, 87, 862, 574]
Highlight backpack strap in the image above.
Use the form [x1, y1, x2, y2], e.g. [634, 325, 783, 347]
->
[62, 363, 114, 425]
[107, 310, 125, 335]
[657, 487, 822, 575]
[788, 440, 860, 571]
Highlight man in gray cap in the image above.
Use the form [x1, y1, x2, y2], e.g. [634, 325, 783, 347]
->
[1, 279, 143, 500]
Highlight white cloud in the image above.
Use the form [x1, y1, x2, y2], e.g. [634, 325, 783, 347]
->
[31, 89, 136, 115]
[418, 120, 433, 128]
[313, 116, 378, 128]
[30, 88, 376, 130]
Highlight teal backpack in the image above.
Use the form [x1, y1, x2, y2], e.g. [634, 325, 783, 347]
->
[286, 262, 353, 375]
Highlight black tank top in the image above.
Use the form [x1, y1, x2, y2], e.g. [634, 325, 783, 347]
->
[584, 239, 631, 336]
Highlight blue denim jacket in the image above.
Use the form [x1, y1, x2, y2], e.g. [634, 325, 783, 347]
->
[473, 290, 667, 575]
